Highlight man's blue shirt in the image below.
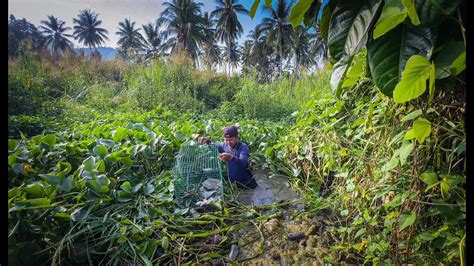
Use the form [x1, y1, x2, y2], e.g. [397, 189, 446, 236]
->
[218, 141, 253, 185]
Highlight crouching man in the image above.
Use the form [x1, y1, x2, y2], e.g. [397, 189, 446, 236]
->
[199, 125, 258, 189]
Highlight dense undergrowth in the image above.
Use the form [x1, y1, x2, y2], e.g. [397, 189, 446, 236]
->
[8, 50, 465, 264]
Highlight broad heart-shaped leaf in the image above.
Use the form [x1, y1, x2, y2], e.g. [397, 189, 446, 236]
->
[368, 25, 436, 96]
[328, 0, 381, 94]
[250, 0, 261, 19]
[328, 0, 382, 64]
[373, 0, 407, 39]
[398, 212, 416, 231]
[412, 118, 431, 143]
[414, 0, 461, 27]
[319, 4, 332, 41]
[289, 0, 313, 27]
[434, 41, 465, 79]
[393, 55, 431, 103]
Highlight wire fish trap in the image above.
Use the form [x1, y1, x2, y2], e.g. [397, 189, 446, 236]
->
[172, 143, 224, 208]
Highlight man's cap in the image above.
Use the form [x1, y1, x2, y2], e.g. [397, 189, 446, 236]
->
[223, 125, 238, 138]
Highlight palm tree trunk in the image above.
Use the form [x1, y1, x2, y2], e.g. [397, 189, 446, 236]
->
[295, 54, 300, 78]
[227, 38, 231, 77]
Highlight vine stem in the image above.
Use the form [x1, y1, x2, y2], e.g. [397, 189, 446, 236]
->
[460, 233, 466, 266]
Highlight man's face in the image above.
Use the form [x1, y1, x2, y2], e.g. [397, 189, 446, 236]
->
[224, 136, 239, 148]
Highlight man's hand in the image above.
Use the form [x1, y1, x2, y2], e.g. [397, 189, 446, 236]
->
[218, 152, 233, 161]
[198, 136, 211, 144]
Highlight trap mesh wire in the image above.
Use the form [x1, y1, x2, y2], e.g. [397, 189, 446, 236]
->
[172, 143, 224, 207]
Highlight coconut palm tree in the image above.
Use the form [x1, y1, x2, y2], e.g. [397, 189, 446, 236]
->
[211, 0, 248, 76]
[73, 9, 109, 56]
[259, 0, 294, 75]
[200, 12, 222, 71]
[290, 25, 316, 77]
[221, 40, 240, 74]
[240, 40, 254, 74]
[244, 25, 276, 79]
[311, 25, 329, 68]
[142, 22, 161, 60]
[39, 15, 74, 55]
[157, 0, 207, 62]
[116, 19, 144, 59]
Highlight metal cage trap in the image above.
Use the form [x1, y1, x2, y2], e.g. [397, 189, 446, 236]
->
[172, 143, 224, 208]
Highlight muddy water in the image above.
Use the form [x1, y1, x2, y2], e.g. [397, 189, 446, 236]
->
[225, 168, 334, 264]
[236, 168, 300, 206]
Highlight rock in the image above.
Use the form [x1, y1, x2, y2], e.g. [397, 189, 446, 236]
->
[288, 232, 306, 241]
[272, 252, 281, 260]
[212, 234, 222, 245]
[210, 259, 224, 266]
[201, 178, 222, 190]
[264, 218, 279, 232]
[200, 190, 216, 199]
[296, 203, 305, 211]
[228, 244, 240, 260]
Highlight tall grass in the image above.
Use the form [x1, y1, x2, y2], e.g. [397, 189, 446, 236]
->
[228, 71, 331, 120]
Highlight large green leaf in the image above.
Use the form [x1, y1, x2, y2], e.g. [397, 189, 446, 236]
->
[289, 0, 313, 27]
[401, 0, 420, 25]
[319, 4, 332, 41]
[303, 0, 322, 28]
[367, 25, 436, 96]
[414, 0, 461, 27]
[327, 0, 382, 95]
[330, 61, 351, 96]
[373, 0, 408, 39]
[250, 0, 261, 19]
[328, 0, 382, 64]
[393, 55, 432, 103]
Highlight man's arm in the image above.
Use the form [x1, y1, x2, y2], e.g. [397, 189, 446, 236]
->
[198, 136, 211, 144]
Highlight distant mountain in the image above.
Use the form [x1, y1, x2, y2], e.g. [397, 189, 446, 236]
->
[74, 47, 116, 60]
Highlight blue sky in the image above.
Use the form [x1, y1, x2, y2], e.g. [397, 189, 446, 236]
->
[8, 0, 325, 49]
